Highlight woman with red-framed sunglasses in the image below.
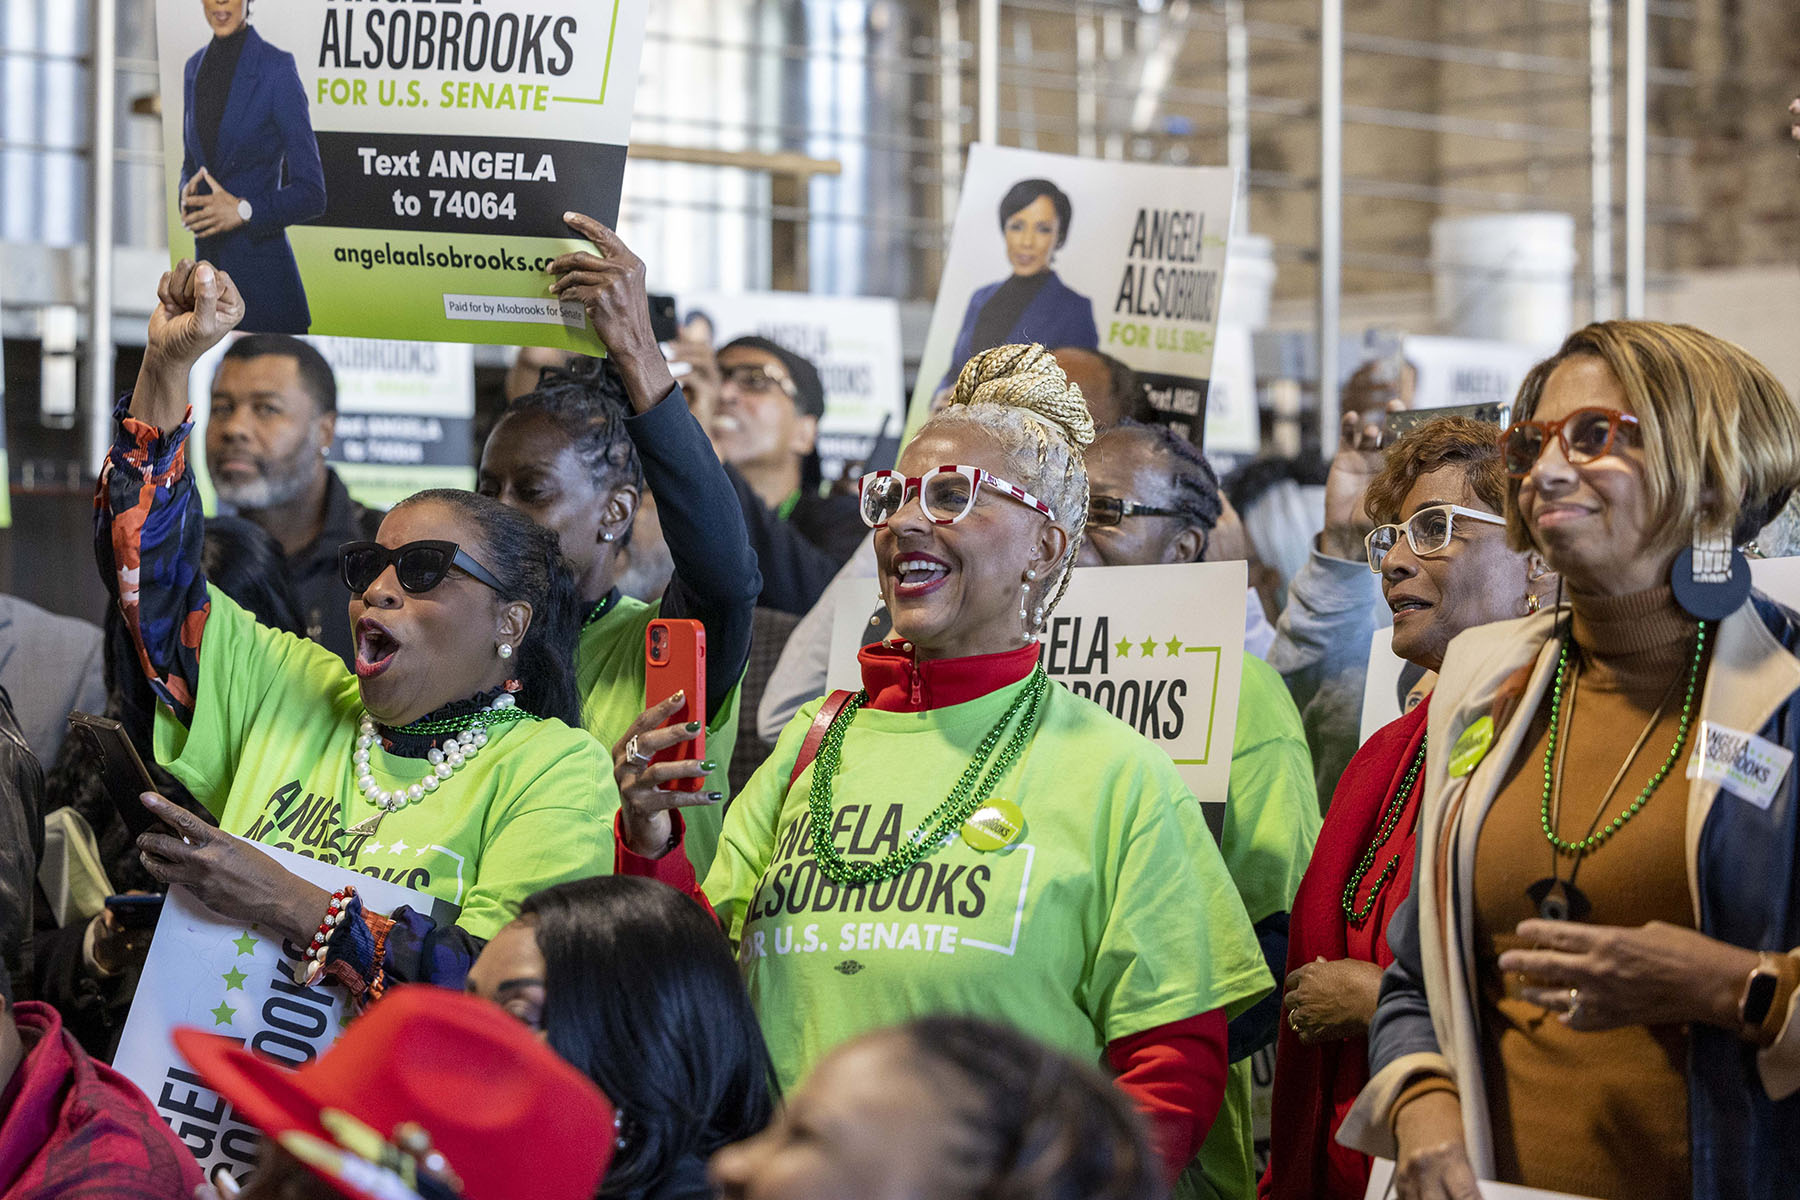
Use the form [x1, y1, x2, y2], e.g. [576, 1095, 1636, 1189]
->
[612, 343, 1269, 1189]
[1345, 321, 1800, 1200]
[94, 259, 615, 1006]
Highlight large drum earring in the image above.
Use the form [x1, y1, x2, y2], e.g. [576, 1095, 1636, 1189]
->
[1670, 522, 1751, 621]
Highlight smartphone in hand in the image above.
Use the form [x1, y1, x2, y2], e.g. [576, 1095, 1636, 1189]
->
[103, 893, 166, 930]
[644, 619, 706, 792]
[65, 712, 165, 840]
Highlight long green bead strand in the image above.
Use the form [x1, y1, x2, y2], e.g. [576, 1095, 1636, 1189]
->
[1538, 620, 1707, 858]
[806, 668, 1048, 887]
[1341, 734, 1428, 925]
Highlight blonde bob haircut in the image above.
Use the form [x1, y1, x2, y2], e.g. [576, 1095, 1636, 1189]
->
[1505, 320, 1800, 556]
[922, 343, 1095, 615]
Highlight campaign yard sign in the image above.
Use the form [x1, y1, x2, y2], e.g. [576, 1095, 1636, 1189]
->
[154, 0, 647, 350]
[682, 291, 906, 480]
[906, 144, 1237, 447]
[183, 332, 475, 516]
[113, 844, 449, 1184]
[828, 561, 1247, 813]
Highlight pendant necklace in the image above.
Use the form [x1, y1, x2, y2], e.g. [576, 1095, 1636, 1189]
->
[806, 668, 1048, 886]
[1527, 621, 1706, 920]
[1341, 734, 1427, 926]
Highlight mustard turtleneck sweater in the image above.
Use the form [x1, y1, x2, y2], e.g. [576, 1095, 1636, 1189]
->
[1472, 584, 1700, 1199]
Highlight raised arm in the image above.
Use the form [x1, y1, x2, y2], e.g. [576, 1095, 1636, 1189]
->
[96, 261, 245, 723]
[549, 214, 760, 717]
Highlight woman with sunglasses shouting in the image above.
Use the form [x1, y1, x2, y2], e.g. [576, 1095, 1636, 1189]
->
[94, 259, 613, 997]
[614, 343, 1269, 1187]
[1339, 322, 1800, 1200]
[1260, 416, 1551, 1200]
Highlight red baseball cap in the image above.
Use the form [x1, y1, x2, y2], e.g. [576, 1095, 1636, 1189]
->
[175, 985, 614, 1200]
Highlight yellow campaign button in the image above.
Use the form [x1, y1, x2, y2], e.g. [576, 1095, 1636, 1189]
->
[961, 798, 1026, 852]
[1448, 715, 1494, 778]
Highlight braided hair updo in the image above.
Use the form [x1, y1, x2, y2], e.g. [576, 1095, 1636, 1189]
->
[925, 343, 1094, 614]
[504, 355, 644, 542]
[1106, 418, 1223, 557]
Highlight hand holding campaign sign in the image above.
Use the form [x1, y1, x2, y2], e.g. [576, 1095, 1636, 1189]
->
[112, 842, 447, 1184]
[155, 0, 647, 348]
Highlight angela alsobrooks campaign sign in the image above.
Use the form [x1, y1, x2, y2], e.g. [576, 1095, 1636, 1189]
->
[155, 0, 646, 349]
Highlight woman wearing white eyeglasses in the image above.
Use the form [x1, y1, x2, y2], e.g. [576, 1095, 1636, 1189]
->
[1261, 416, 1551, 1200]
[613, 343, 1269, 1186]
[1340, 322, 1800, 1200]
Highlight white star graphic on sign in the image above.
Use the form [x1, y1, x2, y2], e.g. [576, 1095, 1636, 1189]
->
[366, 841, 385, 855]
[414, 846, 431, 858]
[388, 839, 409, 855]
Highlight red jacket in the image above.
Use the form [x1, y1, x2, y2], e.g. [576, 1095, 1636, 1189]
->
[0, 1002, 204, 1200]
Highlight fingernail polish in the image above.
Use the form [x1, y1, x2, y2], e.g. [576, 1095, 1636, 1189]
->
[685, 721, 702, 733]
[701, 760, 717, 772]
[706, 791, 723, 802]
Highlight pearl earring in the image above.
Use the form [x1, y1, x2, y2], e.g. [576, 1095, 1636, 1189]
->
[497, 642, 513, 659]
[601, 531, 616, 543]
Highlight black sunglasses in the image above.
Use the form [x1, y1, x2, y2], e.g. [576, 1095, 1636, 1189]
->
[339, 540, 507, 596]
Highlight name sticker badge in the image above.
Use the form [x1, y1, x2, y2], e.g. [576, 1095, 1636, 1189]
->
[1688, 721, 1794, 810]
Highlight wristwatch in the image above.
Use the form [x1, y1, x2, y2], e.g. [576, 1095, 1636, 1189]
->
[237, 198, 253, 222]
[1739, 952, 1783, 1029]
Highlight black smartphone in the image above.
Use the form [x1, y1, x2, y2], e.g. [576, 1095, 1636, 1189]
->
[103, 893, 166, 930]
[647, 293, 679, 343]
[65, 712, 163, 840]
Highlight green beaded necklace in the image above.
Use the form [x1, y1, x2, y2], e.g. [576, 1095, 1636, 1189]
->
[395, 704, 539, 739]
[1539, 620, 1707, 858]
[806, 667, 1048, 886]
[1341, 735, 1428, 925]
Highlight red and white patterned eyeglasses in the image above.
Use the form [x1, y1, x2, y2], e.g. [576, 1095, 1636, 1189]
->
[857, 464, 1057, 529]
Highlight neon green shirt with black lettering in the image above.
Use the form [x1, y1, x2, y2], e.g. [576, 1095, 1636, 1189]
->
[703, 673, 1272, 1091]
[1187, 653, 1321, 1200]
[576, 594, 741, 878]
[155, 587, 615, 940]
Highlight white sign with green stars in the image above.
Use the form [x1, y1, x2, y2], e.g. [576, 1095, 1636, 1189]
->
[111, 842, 436, 1183]
[828, 560, 1247, 806]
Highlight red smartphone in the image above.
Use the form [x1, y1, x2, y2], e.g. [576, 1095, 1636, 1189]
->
[644, 618, 706, 792]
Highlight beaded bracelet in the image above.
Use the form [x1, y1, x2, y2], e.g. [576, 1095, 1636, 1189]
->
[297, 886, 355, 985]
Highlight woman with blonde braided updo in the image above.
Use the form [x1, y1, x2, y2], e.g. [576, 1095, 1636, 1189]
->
[615, 344, 1270, 1187]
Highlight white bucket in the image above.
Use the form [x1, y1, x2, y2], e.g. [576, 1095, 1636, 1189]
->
[1429, 213, 1576, 349]
[1220, 233, 1277, 331]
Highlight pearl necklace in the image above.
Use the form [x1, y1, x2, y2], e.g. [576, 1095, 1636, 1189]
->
[353, 693, 515, 813]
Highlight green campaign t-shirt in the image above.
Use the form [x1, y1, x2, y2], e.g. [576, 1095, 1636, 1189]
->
[576, 594, 741, 879]
[705, 672, 1271, 1092]
[156, 587, 616, 940]
[1189, 653, 1321, 1200]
